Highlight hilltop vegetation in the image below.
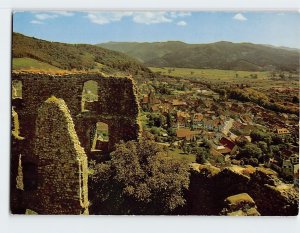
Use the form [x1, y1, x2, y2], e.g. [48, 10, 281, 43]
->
[99, 41, 299, 72]
[12, 32, 153, 77]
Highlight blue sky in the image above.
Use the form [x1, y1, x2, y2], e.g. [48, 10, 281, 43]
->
[13, 11, 300, 48]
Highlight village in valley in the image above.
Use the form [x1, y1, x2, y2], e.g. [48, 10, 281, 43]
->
[137, 72, 299, 187]
[10, 11, 300, 216]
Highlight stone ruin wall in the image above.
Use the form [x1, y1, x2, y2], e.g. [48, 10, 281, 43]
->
[34, 97, 89, 214]
[186, 165, 299, 216]
[12, 72, 140, 158]
[11, 72, 140, 214]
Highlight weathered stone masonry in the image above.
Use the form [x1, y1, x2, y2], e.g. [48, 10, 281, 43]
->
[34, 97, 89, 214]
[11, 72, 140, 214]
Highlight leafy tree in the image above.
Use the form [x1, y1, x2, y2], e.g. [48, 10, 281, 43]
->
[271, 134, 284, 145]
[167, 127, 176, 137]
[194, 147, 210, 164]
[147, 113, 166, 128]
[90, 139, 190, 214]
[250, 130, 272, 145]
[166, 113, 173, 129]
[239, 143, 263, 160]
[150, 127, 161, 136]
[270, 144, 280, 157]
[263, 153, 272, 164]
[248, 157, 259, 166]
[257, 141, 268, 154]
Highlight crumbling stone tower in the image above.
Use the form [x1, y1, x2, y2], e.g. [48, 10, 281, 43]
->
[33, 96, 89, 214]
[11, 72, 140, 214]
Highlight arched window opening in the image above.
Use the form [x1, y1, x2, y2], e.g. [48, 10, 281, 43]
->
[81, 80, 98, 112]
[12, 80, 22, 99]
[91, 122, 109, 152]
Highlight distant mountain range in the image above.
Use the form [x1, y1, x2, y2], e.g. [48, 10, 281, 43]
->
[12, 33, 299, 74]
[98, 41, 300, 71]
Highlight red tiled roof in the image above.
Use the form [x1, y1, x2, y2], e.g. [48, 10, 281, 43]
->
[151, 105, 159, 111]
[220, 137, 236, 150]
[142, 95, 149, 104]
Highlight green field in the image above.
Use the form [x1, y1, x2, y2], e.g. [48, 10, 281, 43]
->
[166, 148, 196, 164]
[150, 67, 270, 80]
[150, 67, 299, 89]
[13, 58, 62, 71]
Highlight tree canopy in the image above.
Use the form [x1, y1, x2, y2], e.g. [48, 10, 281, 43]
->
[90, 138, 190, 214]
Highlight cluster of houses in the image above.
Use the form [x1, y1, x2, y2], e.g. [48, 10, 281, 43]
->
[282, 155, 299, 185]
[139, 80, 299, 186]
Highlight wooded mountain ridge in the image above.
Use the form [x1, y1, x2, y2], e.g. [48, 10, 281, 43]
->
[99, 41, 299, 71]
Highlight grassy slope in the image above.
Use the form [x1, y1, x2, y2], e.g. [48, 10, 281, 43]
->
[12, 32, 153, 77]
[99, 41, 299, 71]
[13, 58, 62, 71]
[167, 148, 196, 164]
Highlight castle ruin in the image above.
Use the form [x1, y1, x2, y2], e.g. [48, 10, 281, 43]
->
[11, 72, 140, 214]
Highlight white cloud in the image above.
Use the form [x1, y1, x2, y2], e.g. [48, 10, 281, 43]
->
[233, 13, 247, 21]
[52, 11, 74, 17]
[177, 21, 187, 26]
[35, 13, 58, 20]
[30, 20, 44, 24]
[85, 12, 191, 25]
[132, 12, 172, 24]
[86, 12, 133, 25]
[170, 12, 191, 18]
[30, 11, 74, 24]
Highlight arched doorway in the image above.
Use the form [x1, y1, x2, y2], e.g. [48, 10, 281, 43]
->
[91, 122, 109, 152]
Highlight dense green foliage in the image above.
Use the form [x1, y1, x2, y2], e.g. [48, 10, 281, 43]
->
[90, 139, 190, 214]
[224, 87, 299, 115]
[13, 32, 153, 77]
[99, 41, 299, 71]
[194, 147, 210, 164]
[239, 143, 263, 160]
[236, 129, 297, 167]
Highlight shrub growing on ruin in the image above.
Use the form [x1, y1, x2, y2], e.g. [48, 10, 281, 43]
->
[90, 138, 190, 214]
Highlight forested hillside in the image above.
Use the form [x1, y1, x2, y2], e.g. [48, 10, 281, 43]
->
[99, 41, 299, 71]
[12, 32, 153, 77]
